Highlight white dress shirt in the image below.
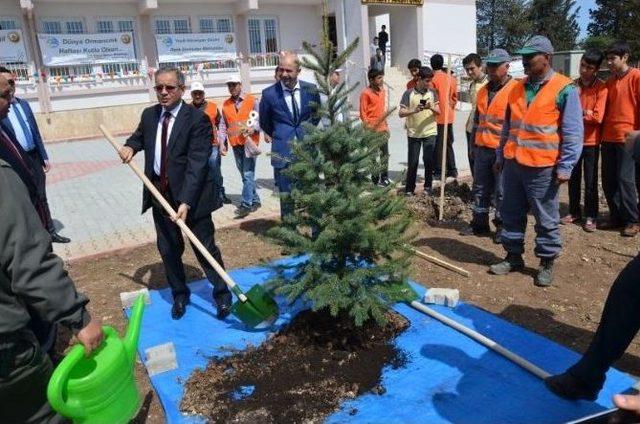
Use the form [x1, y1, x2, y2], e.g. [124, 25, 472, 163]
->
[154, 102, 183, 176]
[281, 81, 301, 118]
[7, 102, 34, 152]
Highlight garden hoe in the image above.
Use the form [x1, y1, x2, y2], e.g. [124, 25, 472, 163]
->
[100, 125, 279, 329]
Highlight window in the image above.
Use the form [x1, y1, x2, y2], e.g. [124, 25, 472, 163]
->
[199, 16, 233, 33]
[41, 18, 85, 34]
[96, 20, 114, 33]
[248, 17, 279, 54]
[154, 17, 191, 34]
[0, 17, 20, 30]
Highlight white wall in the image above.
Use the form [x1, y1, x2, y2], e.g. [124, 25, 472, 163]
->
[422, 0, 476, 56]
[388, 6, 421, 69]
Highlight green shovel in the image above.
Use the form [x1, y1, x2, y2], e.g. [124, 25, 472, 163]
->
[101, 125, 279, 329]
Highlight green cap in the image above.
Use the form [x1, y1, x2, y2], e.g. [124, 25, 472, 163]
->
[515, 35, 554, 55]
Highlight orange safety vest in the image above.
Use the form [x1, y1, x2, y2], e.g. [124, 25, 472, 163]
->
[222, 95, 260, 147]
[503, 73, 573, 167]
[202, 101, 220, 145]
[475, 79, 517, 149]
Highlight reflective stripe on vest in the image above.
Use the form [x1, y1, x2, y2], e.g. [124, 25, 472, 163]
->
[503, 73, 572, 167]
[222, 95, 260, 147]
[474, 79, 517, 149]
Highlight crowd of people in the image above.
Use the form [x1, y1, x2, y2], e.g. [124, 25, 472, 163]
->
[2, 30, 640, 421]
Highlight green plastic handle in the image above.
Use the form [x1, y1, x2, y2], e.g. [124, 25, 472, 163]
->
[47, 344, 86, 419]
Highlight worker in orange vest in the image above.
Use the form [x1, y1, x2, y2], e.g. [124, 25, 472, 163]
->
[466, 49, 517, 244]
[189, 81, 232, 206]
[490, 36, 584, 287]
[218, 75, 261, 218]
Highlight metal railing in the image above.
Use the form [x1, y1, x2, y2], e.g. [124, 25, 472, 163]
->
[1, 62, 32, 81]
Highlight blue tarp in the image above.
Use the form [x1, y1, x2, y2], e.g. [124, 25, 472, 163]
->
[125, 257, 634, 423]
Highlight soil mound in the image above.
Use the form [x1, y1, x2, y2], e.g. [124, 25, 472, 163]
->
[407, 181, 473, 222]
[181, 309, 409, 423]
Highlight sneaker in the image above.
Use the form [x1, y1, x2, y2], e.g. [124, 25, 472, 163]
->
[534, 258, 554, 287]
[380, 177, 391, 187]
[404, 191, 415, 197]
[235, 205, 252, 218]
[489, 254, 524, 275]
[544, 372, 599, 401]
[445, 176, 457, 184]
[622, 223, 640, 237]
[560, 214, 578, 225]
[583, 218, 597, 233]
[251, 202, 262, 212]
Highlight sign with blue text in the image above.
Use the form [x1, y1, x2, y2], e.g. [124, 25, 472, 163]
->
[155, 33, 237, 63]
[0, 30, 28, 63]
[38, 32, 136, 66]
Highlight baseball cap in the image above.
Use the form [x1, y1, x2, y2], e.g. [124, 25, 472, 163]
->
[515, 35, 554, 55]
[485, 48, 511, 64]
[225, 75, 242, 84]
[190, 81, 205, 92]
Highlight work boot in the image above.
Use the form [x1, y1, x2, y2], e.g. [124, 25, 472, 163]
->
[535, 258, 555, 287]
[622, 223, 640, 237]
[544, 372, 599, 401]
[489, 254, 524, 275]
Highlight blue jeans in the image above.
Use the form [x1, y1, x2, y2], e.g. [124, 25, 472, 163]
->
[208, 146, 226, 203]
[500, 160, 560, 259]
[471, 146, 503, 230]
[232, 146, 260, 208]
[274, 166, 293, 220]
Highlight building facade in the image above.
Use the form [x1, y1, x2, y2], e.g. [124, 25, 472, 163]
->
[0, 0, 475, 140]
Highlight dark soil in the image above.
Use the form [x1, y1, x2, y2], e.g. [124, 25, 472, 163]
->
[406, 181, 473, 222]
[180, 309, 409, 423]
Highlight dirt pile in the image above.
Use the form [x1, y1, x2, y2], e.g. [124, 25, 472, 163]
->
[407, 181, 473, 222]
[181, 309, 409, 423]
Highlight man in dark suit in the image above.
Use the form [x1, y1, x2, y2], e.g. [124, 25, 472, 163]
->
[119, 68, 231, 320]
[0, 67, 70, 243]
[259, 53, 321, 219]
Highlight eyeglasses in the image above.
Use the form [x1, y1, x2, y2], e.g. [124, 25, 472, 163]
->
[154, 84, 179, 92]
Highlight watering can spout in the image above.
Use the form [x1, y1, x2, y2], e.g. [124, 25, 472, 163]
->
[124, 294, 145, 366]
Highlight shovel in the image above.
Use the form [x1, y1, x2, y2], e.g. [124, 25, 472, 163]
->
[100, 125, 279, 329]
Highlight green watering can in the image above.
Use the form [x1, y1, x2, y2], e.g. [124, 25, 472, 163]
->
[47, 295, 145, 423]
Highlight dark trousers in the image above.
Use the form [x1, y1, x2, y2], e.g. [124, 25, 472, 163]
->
[274, 166, 293, 221]
[0, 330, 67, 424]
[501, 160, 561, 259]
[372, 132, 390, 184]
[25, 150, 55, 233]
[151, 197, 231, 307]
[471, 146, 502, 230]
[568, 145, 599, 219]
[601, 142, 639, 225]
[405, 135, 436, 193]
[568, 254, 640, 392]
[434, 123, 457, 178]
[466, 131, 475, 179]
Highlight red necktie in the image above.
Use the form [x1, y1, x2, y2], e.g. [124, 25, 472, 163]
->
[160, 111, 172, 193]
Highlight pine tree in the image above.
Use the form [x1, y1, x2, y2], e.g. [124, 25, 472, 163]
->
[266, 14, 417, 326]
[528, 0, 580, 51]
[587, 0, 640, 60]
[477, 0, 532, 55]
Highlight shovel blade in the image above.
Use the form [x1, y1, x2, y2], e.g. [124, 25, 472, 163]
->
[231, 284, 279, 329]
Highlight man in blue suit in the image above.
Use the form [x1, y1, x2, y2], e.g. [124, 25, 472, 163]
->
[259, 53, 321, 219]
[0, 67, 70, 243]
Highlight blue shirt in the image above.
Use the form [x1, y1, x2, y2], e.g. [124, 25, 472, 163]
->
[497, 70, 584, 177]
[7, 101, 35, 152]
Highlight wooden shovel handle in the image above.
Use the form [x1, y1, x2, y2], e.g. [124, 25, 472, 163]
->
[99, 125, 248, 303]
[406, 245, 470, 278]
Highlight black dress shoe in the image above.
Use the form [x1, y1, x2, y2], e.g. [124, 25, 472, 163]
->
[544, 372, 599, 401]
[217, 304, 232, 320]
[171, 297, 190, 320]
[50, 232, 71, 243]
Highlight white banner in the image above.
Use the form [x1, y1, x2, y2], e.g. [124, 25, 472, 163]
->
[37, 32, 136, 66]
[0, 29, 28, 62]
[155, 33, 237, 63]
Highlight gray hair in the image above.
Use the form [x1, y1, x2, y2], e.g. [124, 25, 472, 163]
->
[155, 67, 185, 86]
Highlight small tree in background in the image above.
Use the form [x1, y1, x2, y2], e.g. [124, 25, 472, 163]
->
[267, 13, 416, 326]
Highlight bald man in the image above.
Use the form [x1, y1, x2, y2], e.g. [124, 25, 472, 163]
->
[259, 53, 321, 219]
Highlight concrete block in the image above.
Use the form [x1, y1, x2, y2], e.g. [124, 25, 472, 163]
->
[119, 288, 151, 309]
[423, 288, 459, 308]
[145, 342, 178, 376]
